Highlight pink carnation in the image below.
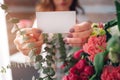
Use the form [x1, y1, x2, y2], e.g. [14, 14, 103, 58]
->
[83, 35, 106, 61]
[101, 66, 120, 80]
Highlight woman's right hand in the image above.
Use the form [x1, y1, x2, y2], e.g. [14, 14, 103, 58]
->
[64, 21, 92, 47]
[14, 28, 44, 56]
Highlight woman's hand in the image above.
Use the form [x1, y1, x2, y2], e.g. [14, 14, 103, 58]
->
[14, 28, 43, 56]
[64, 21, 92, 47]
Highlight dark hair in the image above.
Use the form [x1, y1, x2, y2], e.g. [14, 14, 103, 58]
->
[70, 0, 85, 14]
[36, 0, 85, 14]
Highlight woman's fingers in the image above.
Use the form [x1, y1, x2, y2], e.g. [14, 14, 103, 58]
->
[64, 21, 93, 47]
[17, 28, 42, 39]
[70, 21, 92, 32]
[14, 28, 43, 55]
[68, 43, 83, 47]
[64, 38, 86, 44]
[68, 29, 92, 38]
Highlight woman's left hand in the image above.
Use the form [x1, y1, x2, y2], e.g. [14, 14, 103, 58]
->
[64, 21, 92, 47]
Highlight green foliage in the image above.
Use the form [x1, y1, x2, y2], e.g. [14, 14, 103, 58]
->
[104, 19, 118, 41]
[9, 18, 19, 23]
[57, 33, 66, 60]
[107, 35, 120, 63]
[90, 50, 108, 80]
[107, 35, 120, 52]
[0, 4, 8, 12]
[115, 0, 120, 31]
[35, 55, 43, 62]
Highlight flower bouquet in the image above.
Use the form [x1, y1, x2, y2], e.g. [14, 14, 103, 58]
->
[62, 1, 120, 80]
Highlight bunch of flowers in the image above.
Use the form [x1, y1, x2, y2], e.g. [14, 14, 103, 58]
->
[83, 23, 107, 61]
[62, 20, 120, 80]
[62, 58, 94, 80]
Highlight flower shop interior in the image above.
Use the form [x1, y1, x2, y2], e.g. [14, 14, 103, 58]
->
[0, 0, 117, 80]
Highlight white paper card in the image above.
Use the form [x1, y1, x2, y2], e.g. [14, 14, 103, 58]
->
[36, 11, 76, 33]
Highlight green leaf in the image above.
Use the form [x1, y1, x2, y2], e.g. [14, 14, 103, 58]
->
[90, 50, 108, 79]
[94, 51, 107, 74]
[44, 77, 52, 80]
[107, 35, 120, 52]
[89, 74, 97, 80]
[46, 61, 52, 66]
[104, 19, 117, 41]
[39, 78, 43, 80]
[1, 4, 8, 10]
[43, 67, 49, 74]
[35, 55, 43, 62]
[48, 67, 55, 77]
[46, 55, 52, 60]
[104, 19, 117, 30]
[34, 62, 41, 70]
[0, 66, 6, 73]
[115, 0, 120, 32]
[9, 18, 19, 23]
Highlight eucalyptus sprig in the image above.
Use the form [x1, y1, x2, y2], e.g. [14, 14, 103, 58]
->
[0, 65, 11, 74]
[0, 3, 8, 12]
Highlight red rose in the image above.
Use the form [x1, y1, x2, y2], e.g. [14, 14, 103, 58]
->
[70, 66, 80, 74]
[84, 66, 94, 76]
[79, 72, 88, 80]
[68, 73, 79, 80]
[75, 59, 87, 71]
[73, 49, 84, 60]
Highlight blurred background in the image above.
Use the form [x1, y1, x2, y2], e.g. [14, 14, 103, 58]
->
[5, 0, 116, 55]
[4, 0, 116, 80]
[5, 0, 116, 56]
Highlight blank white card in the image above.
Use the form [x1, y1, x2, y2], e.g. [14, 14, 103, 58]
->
[36, 11, 76, 33]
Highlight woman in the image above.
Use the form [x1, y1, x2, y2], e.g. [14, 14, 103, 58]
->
[14, 0, 92, 56]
